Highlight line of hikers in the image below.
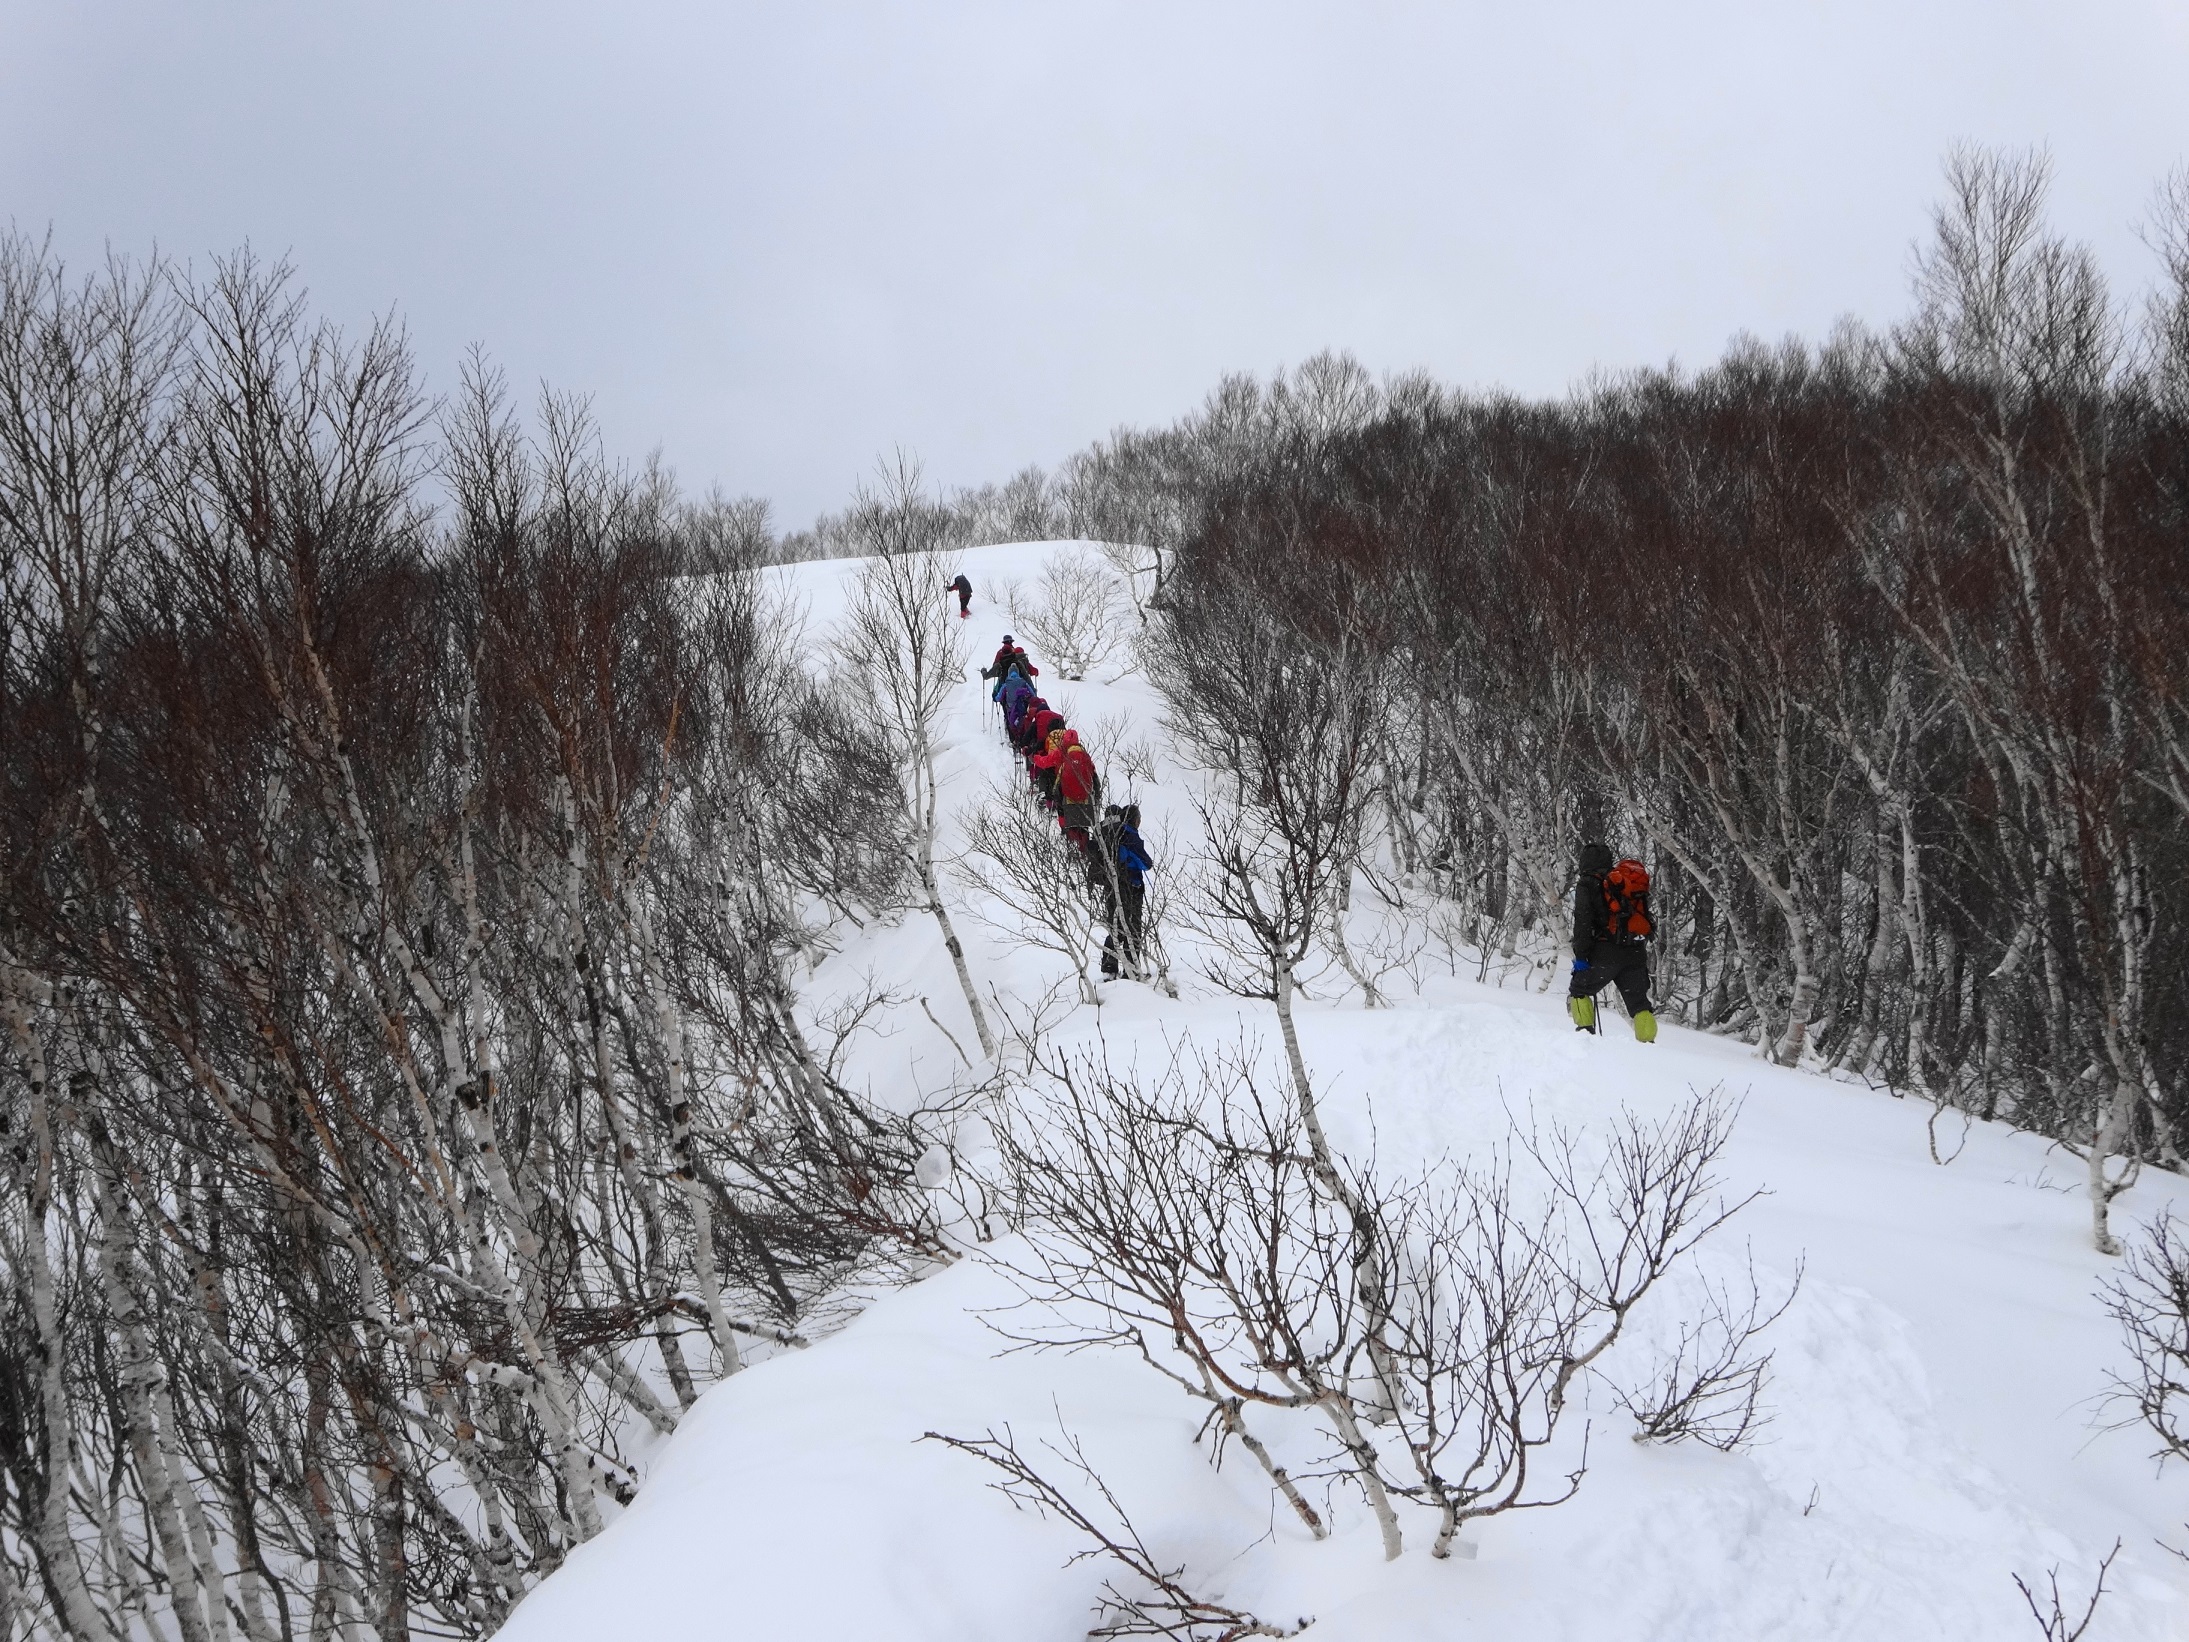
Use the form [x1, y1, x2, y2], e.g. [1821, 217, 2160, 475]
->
[979, 630, 1651, 1020]
[982, 636, 1153, 982]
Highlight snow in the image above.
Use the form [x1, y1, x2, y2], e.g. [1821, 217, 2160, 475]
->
[502, 541, 2189, 1640]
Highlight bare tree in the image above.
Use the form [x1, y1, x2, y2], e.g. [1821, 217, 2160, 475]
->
[987, 1030, 1764, 1567]
[955, 777, 1105, 1005]
[0, 265, 958, 1640]
[1006, 548, 1137, 681]
[835, 456, 997, 1060]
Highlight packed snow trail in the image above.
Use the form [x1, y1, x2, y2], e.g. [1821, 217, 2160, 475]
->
[501, 542, 2188, 1640]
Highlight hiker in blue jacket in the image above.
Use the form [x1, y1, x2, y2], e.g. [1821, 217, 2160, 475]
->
[1094, 804, 1154, 980]
[999, 669, 1036, 732]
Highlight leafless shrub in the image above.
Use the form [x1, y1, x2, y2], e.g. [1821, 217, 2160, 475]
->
[955, 776, 1105, 1004]
[2012, 1541, 2118, 1641]
[924, 1426, 1311, 1642]
[1008, 549, 1137, 681]
[1097, 538, 1169, 623]
[2101, 1213, 2189, 1465]
[1613, 1255, 1799, 1451]
[1082, 710, 1162, 791]
[985, 1035, 1763, 1562]
[834, 456, 995, 1060]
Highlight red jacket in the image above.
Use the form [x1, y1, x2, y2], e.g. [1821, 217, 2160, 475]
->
[1032, 730, 1071, 774]
[1018, 709, 1062, 754]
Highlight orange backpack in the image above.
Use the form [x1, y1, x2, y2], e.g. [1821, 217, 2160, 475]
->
[1602, 859, 1653, 942]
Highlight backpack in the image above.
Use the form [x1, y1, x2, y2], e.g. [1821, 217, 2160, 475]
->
[1601, 859, 1653, 942]
[1059, 746, 1099, 803]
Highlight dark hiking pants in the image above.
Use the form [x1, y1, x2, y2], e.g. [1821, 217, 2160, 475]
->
[1568, 941, 1652, 1016]
[1103, 880, 1145, 978]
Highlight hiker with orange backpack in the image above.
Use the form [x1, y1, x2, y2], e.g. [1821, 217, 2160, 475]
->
[1567, 841, 1658, 1042]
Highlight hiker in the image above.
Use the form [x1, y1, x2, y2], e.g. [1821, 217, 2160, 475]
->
[1017, 703, 1063, 761]
[947, 572, 973, 618]
[999, 668, 1036, 731]
[1090, 807, 1123, 968]
[1031, 726, 1073, 807]
[1055, 735, 1102, 850]
[1095, 804, 1153, 979]
[1566, 841, 1657, 1042]
[1013, 700, 1058, 758]
[983, 636, 1036, 689]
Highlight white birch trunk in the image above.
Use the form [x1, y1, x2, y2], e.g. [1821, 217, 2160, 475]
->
[632, 893, 742, 1379]
[92, 1150, 214, 1642]
[1270, 958, 1406, 1560]
[0, 965, 118, 1642]
[912, 721, 996, 1059]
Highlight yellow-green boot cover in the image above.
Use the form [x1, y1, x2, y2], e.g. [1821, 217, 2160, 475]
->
[1568, 996, 1596, 1030]
[1634, 1010, 1658, 1043]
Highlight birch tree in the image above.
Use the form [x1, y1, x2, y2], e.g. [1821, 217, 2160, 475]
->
[835, 458, 996, 1060]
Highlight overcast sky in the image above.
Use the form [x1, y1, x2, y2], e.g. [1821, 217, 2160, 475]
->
[6, 2, 2185, 525]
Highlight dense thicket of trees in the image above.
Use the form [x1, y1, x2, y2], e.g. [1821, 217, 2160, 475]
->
[1105, 154, 2188, 1257]
[0, 245, 950, 1640]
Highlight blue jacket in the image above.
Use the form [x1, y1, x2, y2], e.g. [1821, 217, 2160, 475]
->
[1115, 825, 1152, 886]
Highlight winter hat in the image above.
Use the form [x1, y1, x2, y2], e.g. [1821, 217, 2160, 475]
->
[1123, 805, 1141, 828]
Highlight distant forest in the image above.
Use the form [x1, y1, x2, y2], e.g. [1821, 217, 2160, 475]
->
[1, 147, 2184, 1637]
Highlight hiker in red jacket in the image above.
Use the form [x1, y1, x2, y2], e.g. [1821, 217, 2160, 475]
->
[1054, 738, 1102, 851]
[1013, 701, 1058, 759]
[1031, 726, 1073, 809]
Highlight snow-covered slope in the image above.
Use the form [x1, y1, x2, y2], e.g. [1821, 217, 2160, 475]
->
[501, 541, 2189, 1641]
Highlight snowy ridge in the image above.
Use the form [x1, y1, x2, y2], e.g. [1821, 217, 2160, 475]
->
[500, 541, 2187, 1642]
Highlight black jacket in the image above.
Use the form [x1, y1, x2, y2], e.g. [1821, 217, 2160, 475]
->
[1115, 825, 1152, 886]
[981, 644, 1034, 681]
[1571, 843, 1614, 956]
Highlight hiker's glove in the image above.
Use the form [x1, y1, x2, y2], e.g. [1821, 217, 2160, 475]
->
[1572, 958, 1588, 973]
